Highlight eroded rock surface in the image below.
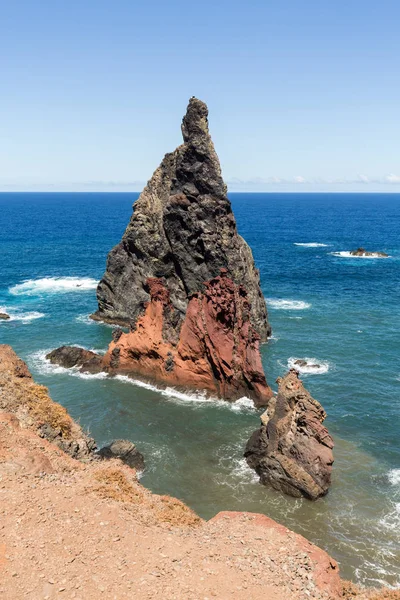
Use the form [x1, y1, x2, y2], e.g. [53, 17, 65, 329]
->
[92, 97, 270, 342]
[244, 370, 334, 499]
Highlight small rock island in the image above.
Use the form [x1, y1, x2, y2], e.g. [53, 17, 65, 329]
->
[350, 247, 389, 258]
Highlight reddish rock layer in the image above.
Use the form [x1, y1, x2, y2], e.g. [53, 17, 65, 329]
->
[102, 270, 273, 407]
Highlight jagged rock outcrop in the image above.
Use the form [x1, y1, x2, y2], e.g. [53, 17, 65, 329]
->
[46, 346, 103, 372]
[350, 247, 389, 258]
[244, 370, 334, 499]
[92, 97, 270, 342]
[97, 439, 145, 471]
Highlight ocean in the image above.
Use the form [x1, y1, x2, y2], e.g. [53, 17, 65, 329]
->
[0, 192, 399, 588]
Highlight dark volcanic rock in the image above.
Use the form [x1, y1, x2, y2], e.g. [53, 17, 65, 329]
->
[97, 439, 145, 471]
[92, 97, 270, 342]
[350, 247, 389, 257]
[0, 313, 10, 320]
[46, 346, 102, 373]
[244, 370, 334, 500]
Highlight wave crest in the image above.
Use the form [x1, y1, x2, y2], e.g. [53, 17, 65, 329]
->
[267, 298, 311, 310]
[0, 307, 45, 324]
[294, 243, 329, 247]
[388, 469, 400, 486]
[10, 277, 98, 296]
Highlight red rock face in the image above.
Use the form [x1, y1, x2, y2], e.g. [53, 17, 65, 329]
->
[102, 270, 273, 407]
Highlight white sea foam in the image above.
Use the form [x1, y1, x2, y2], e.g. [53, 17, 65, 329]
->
[288, 316, 303, 320]
[114, 375, 257, 412]
[288, 356, 331, 375]
[267, 298, 311, 310]
[388, 469, 400, 486]
[231, 457, 260, 484]
[330, 251, 390, 259]
[0, 307, 45, 324]
[294, 242, 329, 247]
[10, 276, 98, 296]
[379, 502, 400, 533]
[28, 351, 257, 412]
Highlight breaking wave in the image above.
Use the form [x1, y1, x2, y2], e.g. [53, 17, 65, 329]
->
[28, 351, 257, 413]
[10, 276, 98, 296]
[288, 356, 331, 375]
[294, 242, 329, 247]
[330, 251, 390, 259]
[388, 469, 400, 486]
[267, 298, 311, 310]
[0, 307, 45, 323]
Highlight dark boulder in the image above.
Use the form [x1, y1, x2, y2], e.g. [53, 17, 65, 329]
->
[46, 346, 102, 373]
[97, 439, 145, 472]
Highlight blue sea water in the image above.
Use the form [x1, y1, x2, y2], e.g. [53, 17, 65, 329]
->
[0, 192, 399, 587]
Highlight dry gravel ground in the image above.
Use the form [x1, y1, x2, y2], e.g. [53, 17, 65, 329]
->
[0, 344, 398, 600]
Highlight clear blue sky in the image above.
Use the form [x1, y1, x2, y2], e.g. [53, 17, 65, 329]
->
[1, 0, 400, 192]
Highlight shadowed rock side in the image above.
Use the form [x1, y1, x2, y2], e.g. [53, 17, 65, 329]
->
[92, 97, 270, 342]
[244, 370, 334, 499]
[48, 271, 273, 407]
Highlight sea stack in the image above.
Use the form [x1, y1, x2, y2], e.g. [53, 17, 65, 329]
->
[53, 98, 272, 405]
[244, 370, 334, 499]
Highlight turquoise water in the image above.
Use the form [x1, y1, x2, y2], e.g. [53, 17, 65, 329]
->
[0, 192, 399, 587]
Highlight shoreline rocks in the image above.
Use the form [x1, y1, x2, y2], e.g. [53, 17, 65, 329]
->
[244, 370, 334, 500]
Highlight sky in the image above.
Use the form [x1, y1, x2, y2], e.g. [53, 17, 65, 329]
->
[1, 0, 400, 192]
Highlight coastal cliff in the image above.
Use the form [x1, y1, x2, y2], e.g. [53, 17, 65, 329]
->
[0, 345, 358, 599]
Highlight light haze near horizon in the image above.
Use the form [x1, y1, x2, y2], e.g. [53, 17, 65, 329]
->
[1, 0, 400, 192]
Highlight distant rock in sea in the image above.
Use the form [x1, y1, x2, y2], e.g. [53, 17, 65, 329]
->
[0, 312, 10, 320]
[350, 247, 389, 258]
[52, 97, 273, 405]
[244, 370, 334, 500]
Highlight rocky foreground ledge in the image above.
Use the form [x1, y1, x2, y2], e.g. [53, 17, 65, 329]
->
[0, 344, 394, 599]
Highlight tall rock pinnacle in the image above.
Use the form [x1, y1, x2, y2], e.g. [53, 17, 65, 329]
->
[92, 97, 271, 342]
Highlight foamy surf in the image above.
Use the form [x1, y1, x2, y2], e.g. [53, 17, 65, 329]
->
[294, 242, 329, 247]
[267, 298, 311, 310]
[0, 307, 45, 324]
[330, 251, 390, 259]
[388, 469, 400, 486]
[115, 375, 257, 412]
[288, 356, 331, 375]
[28, 351, 257, 412]
[10, 276, 98, 296]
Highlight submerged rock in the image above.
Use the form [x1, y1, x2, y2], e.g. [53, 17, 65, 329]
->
[92, 97, 270, 342]
[244, 370, 334, 499]
[350, 247, 389, 257]
[97, 439, 145, 471]
[0, 313, 10, 320]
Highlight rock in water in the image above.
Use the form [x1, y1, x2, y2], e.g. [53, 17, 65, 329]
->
[244, 370, 334, 499]
[0, 313, 10, 320]
[97, 440, 145, 471]
[92, 97, 270, 342]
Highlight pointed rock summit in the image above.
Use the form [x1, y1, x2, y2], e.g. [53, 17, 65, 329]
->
[92, 97, 270, 343]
